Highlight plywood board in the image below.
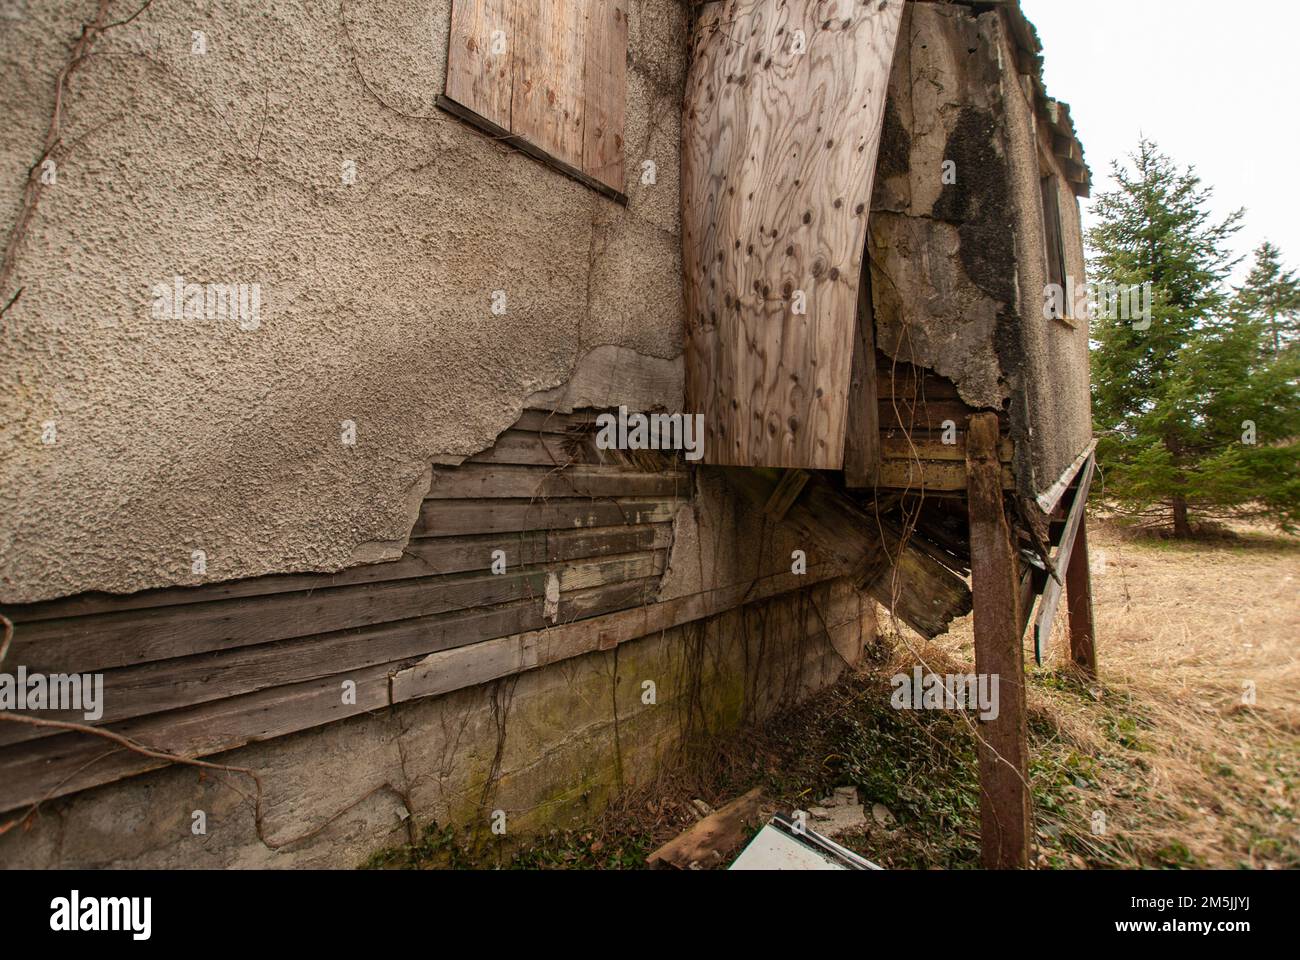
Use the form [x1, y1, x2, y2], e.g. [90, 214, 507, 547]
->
[511, 0, 586, 170]
[581, 0, 628, 192]
[683, 0, 905, 468]
[446, 0, 517, 128]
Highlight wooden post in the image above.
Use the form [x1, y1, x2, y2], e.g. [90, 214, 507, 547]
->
[1066, 510, 1097, 676]
[966, 413, 1032, 869]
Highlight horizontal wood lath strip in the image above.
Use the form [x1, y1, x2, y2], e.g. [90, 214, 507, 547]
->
[392, 564, 848, 702]
[5, 525, 670, 624]
[414, 496, 681, 537]
[426, 463, 688, 500]
[10, 551, 666, 675]
[877, 459, 1015, 492]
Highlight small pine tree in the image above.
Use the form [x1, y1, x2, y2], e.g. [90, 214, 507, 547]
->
[1087, 139, 1300, 534]
[1235, 241, 1300, 357]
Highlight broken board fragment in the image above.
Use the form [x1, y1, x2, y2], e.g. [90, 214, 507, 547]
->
[647, 787, 765, 869]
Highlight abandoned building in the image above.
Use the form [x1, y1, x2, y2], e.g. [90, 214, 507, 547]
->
[0, 0, 1095, 868]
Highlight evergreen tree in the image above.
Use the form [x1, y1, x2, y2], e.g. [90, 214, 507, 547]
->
[1087, 139, 1299, 534]
[1235, 241, 1300, 356]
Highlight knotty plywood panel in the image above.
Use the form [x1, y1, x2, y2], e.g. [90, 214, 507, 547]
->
[511, 0, 586, 170]
[446, 0, 517, 127]
[683, 0, 905, 468]
[582, 0, 628, 192]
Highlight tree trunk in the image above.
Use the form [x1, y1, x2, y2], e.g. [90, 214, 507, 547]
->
[1172, 494, 1192, 537]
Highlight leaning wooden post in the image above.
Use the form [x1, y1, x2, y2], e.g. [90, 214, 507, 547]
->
[966, 413, 1032, 869]
[1065, 510, 1098, 676]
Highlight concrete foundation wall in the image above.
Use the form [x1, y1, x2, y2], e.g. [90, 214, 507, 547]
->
[0, 577, 874, 869]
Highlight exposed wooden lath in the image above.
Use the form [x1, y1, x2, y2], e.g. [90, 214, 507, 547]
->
[0, 408, 684, 813]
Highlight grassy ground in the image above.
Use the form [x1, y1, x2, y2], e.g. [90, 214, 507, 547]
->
[363, 518, 1298, 870]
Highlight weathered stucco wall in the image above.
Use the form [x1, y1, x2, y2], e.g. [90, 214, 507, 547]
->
[869, 1, 1092, 497]
[0, 0, 689, 603]
[1000, 60, 1093, 495]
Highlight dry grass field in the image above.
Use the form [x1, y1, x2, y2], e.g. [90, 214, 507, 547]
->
[934, 516, 1299, 868]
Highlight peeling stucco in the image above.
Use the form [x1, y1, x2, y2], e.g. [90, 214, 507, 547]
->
[867, 2, 1092, 493]
[0, 0, 689, 603]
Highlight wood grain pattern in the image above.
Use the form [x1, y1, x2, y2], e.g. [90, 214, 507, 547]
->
[511, 0, 586, 170]
[683, 0, 905, 468]
[446, 0, 517, 127]
[581, 0, 628, 192]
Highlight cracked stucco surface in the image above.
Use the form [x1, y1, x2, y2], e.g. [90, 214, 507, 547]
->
[0, 0, 689, 602]
[868, 3, 1092, 493]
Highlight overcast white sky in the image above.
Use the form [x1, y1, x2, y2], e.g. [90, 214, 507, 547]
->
[1020, 0, 1300, 282]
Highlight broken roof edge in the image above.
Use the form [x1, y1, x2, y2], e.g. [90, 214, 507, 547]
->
[948, 0, 1092, 197]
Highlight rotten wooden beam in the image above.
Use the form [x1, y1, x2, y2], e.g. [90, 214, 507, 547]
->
[966, 412, 1032, 870]
[1065, 511, 1097, 677]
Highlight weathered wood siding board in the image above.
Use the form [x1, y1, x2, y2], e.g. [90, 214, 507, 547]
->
[875, 354, 1015, 491]
[0, 409, 688, 812]
[683, 0, 905, 469]
[5, 526, 667, 623]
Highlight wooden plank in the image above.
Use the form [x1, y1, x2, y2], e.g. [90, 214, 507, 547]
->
[414, 496, 680, 537]
[468, 428, 595, 466]
[1033, 455, 1096, 664]
[878, 399, 992, 432]
[966, 412, 1031, 870]
[763, 469, 809, 522]
[1066, 511, 1098, 677]
[844, 260, 880, 488]
[875, 362, 963, 400]
[3, 525, 670, 623]
[426, 463, 688, 500]
[9, 553, 665, 675]
[647, 788, 765, 869]
[510, 0, 586, 170]
[512, 408, 600, 434]
[877, 459, 1014, 492]
[683, 0, 906, 469]
[0, 577, 661, 812]
[391, 562, 847, 703]
[445, 0, 516, 128]
[580, 0, 627, 192]
[881, 437, 1013, 463]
